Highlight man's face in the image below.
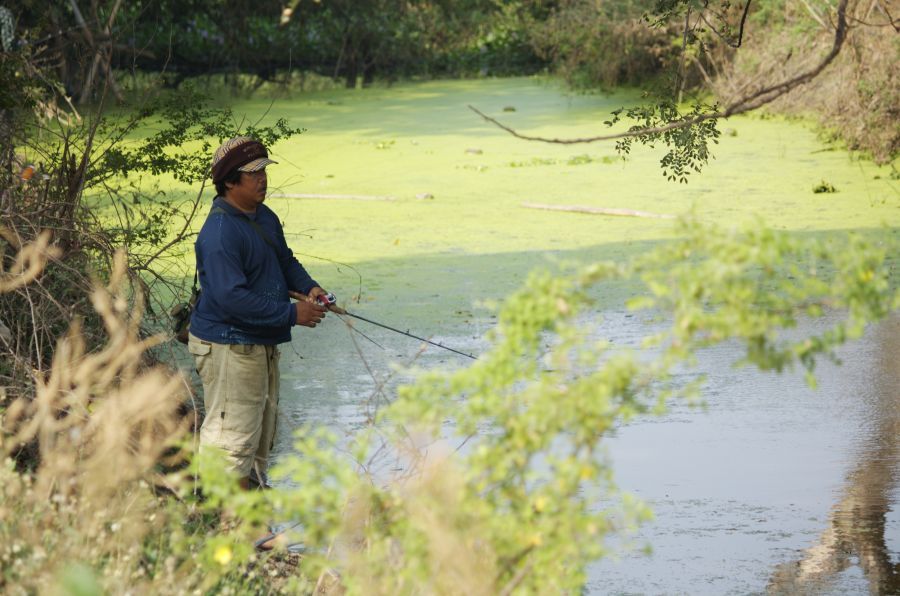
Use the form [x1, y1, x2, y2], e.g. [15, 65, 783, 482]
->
[231, 169, 268, 206]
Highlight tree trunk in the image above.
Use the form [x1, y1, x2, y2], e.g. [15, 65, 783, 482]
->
[0, 109, 14, 213]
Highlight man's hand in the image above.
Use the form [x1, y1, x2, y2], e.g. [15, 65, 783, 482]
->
[294, 300, 326, 327]
[288, 289, 321, 304]
[307, 286, 328, 303]
[289, 288, 345, 314]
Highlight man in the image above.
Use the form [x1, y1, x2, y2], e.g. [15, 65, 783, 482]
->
[188, 136, 328, 491]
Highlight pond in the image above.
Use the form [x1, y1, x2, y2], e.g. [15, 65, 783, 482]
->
[220, 77, 898, 593]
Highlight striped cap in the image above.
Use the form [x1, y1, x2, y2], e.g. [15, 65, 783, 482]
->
[211, 136, 278, 183]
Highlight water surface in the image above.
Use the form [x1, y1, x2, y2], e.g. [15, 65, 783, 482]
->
[235, 78, 900, 593]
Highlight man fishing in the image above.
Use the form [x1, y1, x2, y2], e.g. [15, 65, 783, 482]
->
[187, 136, 329, 495]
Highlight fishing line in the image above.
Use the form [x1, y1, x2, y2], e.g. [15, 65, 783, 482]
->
[290, 249, 365, 304]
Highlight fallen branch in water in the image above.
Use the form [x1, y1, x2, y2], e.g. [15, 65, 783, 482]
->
[521, 202, 676, 219]
[269, 193, 396, 201]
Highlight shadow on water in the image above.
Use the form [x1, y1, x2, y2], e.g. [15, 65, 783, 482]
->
[768, 313, 900, 595]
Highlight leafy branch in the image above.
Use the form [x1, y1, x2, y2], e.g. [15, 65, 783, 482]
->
[469, 0, 850, 181]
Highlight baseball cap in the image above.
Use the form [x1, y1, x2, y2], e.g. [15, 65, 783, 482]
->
[211, 136, 278, 184]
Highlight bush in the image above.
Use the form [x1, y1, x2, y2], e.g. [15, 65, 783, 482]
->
[527, 0, 678, 89]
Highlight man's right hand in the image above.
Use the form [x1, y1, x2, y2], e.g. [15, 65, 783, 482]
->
[294, 300, 327, 327]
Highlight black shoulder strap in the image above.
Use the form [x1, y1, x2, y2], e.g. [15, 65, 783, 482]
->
[210, 206, 277, 250]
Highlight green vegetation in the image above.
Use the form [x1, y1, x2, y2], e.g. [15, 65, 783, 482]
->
[1, 1, 898, 593]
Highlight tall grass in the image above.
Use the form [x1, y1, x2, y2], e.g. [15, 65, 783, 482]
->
[0, 246, 194, 592]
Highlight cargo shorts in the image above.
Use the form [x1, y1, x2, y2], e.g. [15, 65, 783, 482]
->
[188, 333, 280, 478]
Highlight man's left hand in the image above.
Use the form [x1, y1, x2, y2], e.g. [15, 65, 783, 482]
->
[307, 287, 328, 303]
[289, 287, 327, 304]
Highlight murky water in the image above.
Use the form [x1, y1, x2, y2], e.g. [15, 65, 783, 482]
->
[590, 312, 900, 594]
[273, 311, 899, 594]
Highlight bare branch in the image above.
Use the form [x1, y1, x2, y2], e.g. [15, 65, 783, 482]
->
[469, 0, 849, 145]
[677, 5, 693, 103]
[699, 0, 754, 48]
[798, 0, 830, 29]
[67, 0, 95, 47]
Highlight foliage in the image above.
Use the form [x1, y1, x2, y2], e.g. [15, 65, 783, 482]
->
[0, 246, 305, 594]
[606, 99, 721, 182]
[0, 16, 303, 409]
[1, 2, 897, 593]
[98, 86, 303, 185]
[306, 217, 894, 593]
[0, 251, 190, 593]
[813, 180, 837, 194]
[526, 0, 678, 89]
[22, 0, 546, 90]
[716, 0, 899, 163]
[1, 201, 896, 593]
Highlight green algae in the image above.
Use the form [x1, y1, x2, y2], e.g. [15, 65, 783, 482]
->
[145, 77, 898, 333]
[242, 79, 897, 313]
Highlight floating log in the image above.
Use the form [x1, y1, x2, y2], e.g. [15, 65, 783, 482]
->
[521, 202, 675, 219]
[269, 193, 396, 202]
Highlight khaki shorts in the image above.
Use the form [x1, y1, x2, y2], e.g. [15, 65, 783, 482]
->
[188, 333, 280, 478]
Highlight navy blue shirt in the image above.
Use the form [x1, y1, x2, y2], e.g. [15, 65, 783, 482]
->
[190, 197, 319, 345]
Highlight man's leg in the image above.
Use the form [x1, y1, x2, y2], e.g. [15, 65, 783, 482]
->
[252, 345, 280, 487]
[189, 334, 268, 481]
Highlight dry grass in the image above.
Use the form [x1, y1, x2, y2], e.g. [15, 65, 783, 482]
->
[0, 244, 192, 593]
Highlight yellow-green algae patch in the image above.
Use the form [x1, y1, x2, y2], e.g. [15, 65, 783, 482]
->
[145, 78, 898, 324]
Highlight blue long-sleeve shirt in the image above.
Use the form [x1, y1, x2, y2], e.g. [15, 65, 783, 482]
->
[190, 197, 319, 345]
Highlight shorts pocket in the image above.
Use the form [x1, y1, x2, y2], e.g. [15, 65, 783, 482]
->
[221, 344, 267, 434]
[188, 338, 211, 356]
[188, 337, 213, 383]
[220, 399, 262, 446]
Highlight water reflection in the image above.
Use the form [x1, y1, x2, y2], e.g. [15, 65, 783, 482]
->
[768, 314, 900, 594]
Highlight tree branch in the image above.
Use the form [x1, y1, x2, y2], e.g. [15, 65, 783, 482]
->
[699, 0, 753, 49]
[469, 0, 848, 145]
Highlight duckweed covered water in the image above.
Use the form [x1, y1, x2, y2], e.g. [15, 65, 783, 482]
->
[192, 78, 897, 593]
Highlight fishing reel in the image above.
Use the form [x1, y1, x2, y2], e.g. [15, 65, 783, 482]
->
[316, 292, 337, 307]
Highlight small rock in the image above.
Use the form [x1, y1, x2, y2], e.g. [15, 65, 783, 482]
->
[502, 106, 516, 112]
[724, 128, 738, 137]
[465, 148, 483, 155]
[416, 192, 434, 200]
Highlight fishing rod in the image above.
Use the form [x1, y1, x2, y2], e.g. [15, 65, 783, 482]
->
[316, 293, 478, 360]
